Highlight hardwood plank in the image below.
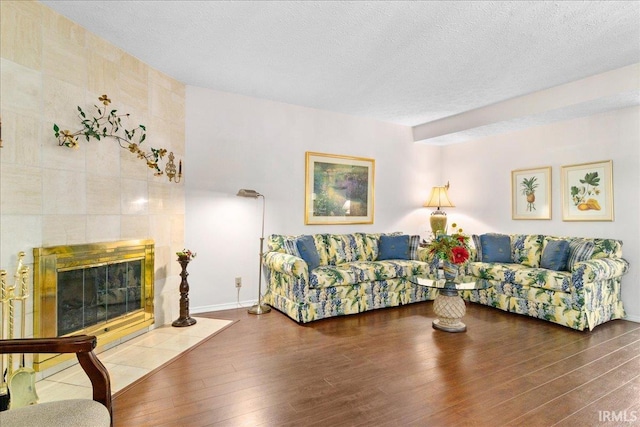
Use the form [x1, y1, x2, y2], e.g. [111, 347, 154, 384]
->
[112, 303, 640, 426]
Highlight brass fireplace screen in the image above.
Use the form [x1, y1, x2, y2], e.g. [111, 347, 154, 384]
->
[33, 239, 155, 371]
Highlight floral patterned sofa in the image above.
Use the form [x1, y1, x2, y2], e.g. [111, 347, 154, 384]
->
[461, 234, 629, 331]
[262, 233, 439, 323]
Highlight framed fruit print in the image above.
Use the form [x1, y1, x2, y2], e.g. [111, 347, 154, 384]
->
[561, 160, 613, 221]
[511, 166, 551, 220]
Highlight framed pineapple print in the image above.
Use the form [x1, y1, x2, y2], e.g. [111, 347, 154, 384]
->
[511, 166, 551, 220]
[561, 160, 613, 221]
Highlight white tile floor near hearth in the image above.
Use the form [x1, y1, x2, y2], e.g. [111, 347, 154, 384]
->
[36, 317, 233, 403]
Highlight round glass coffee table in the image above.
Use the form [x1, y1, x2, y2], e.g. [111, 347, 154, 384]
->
[409, 273, 489, 332]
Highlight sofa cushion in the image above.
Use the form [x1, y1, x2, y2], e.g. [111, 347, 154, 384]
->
[511, 234, 544, 267]
[378, 235, 410, 260]
[471, 234, 482, 261]
[480, 234, 512, 263]
[540, 239, 570, 271]
[349, 260, 429, 283]
[356, 233, 380, 261]
[591, 238, 623, 259]
[567, 239, 595, 270]
[326, 234, 362, 265]
[467, 262, 529, 282]
[409, 235, 421, 260]
[512, 268, 571, 292]
[283, 238, 301, 257]
[296, 235, 321, 271]
[309, 265, 359, 288]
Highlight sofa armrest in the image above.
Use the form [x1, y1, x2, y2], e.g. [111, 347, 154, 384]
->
[571, 258, 629, 287]
[263, 252, 309, 280]
[416, 246, 431, 263]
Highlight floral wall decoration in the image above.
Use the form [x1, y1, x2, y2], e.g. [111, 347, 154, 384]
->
[53, 94, 177, 180]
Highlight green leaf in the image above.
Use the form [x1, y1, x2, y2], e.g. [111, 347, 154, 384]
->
[139, 134, 146, 144]
[139, 125, 146, 131]
[53, 124, 59, 132]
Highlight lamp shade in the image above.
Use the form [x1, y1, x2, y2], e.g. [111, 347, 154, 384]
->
[237, 189, 262, 198]
[423, 187, 455, 209]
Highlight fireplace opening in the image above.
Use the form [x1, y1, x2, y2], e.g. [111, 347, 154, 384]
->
[57, 260, 143, 336]
[34, 239, 154, 371]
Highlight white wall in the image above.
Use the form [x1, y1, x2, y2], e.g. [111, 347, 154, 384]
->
[185, 86, 441, 311]
[185, 86, 639, 324]
[442, 106, 640, 322]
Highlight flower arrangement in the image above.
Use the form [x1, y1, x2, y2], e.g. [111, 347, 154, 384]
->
[426, 223, 470, 265]
[176, 249, 197, 261]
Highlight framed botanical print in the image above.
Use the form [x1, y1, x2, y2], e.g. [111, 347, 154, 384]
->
[305, 152, 375, 225]
[511, 166, 552, 220]
[561, 160, 613, 221]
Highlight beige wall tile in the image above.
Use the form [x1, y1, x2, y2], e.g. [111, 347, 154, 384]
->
[0, 110, 41, 166]
[87, 52, 119, 97]
[84, 132, 121, 177]
[1, 0, 186, 328]
[0, 163, 42, 214]
[120, 148, 150, 180]
[42, 75, 86, 129]
[149, 215, 171, 247]
[150, 83, 173, 121]
[86, 174, 121, 214]
[121, 178, 148, 215]
[0, 0, 43, 70]
[0, 214, 42, 266]
[86, 215, 121, 242]
[121, 215, 149, 240]
[42, 9, 87, 86]
[170, 214, 185, 247]
[0, 58, 42, 117]
[42, 214, 86, 246]
[42, 169, 87, 215]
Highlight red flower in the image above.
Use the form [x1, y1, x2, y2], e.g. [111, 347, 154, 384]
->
[450, 246, 469, 264]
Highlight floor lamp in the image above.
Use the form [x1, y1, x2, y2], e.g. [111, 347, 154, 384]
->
[237, 189, 271, 315]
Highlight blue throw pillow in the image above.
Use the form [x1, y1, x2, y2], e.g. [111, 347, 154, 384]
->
[295, 235, 320, 271]
[378, 235, 410, 260]
[540, 239, 570, 271]
[480, 234, 512, 263]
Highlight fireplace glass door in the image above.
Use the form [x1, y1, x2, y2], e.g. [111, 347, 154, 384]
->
[57, 260, 143, 336]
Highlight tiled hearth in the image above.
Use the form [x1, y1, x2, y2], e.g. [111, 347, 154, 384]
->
[36, 317, 232, 403]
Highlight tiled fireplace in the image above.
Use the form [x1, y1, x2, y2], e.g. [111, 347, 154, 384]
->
[33, 240, 155, 371]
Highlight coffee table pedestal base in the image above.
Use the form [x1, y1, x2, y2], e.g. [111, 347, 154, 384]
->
[432, 288, 467, 333]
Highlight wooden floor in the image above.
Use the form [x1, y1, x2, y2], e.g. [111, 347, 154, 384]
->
[112, 303, 640, 426]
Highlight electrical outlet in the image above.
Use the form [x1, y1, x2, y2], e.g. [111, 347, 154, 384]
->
[235, 277, 242, 288]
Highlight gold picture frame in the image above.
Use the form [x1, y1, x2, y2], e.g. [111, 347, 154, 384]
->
[561, 160, 613, 221]
[305, 152, 375, 225]
[511, 166, 552, 220]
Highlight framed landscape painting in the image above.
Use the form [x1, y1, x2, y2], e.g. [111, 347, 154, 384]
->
[511, 166, 551, 220]
[305, 152, 375, 225]
[561, 160, 613, 221]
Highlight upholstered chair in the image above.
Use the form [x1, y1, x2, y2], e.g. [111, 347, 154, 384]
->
[0, 335, 112, 427]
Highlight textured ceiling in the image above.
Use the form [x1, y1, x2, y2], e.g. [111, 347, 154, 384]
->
[41, 1, 640, 139]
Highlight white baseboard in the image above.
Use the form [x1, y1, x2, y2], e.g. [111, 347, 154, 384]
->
[624, 314, 640, 323]
[191, 300, 257, 314]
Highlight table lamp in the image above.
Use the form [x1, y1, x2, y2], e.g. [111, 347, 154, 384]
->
[423, 182, 454, 236]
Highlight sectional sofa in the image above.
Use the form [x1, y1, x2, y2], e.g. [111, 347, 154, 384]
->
[462, 233, 629, 331]
[262, 231, 629, 331]
[262, 233, 439, 323]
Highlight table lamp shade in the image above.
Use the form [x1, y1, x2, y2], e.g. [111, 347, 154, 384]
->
[424, 186, 455, 236]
